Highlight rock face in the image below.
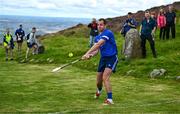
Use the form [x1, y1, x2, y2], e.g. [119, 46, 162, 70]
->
[122, 29, 142, 59]
[150, 69, 167, 78]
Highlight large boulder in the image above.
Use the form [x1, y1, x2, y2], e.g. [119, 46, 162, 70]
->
[122, 29, 142, 59]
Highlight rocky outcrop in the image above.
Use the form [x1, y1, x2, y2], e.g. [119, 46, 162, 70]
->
[107, 2, 180, 32]
[122, 29, 142, 59]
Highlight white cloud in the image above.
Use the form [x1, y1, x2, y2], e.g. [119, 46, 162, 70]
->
[0, 0, 179, 18]
[36, 2, 58, 10]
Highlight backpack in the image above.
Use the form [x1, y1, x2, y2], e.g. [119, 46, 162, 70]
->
[26, 33, 30, 40]
[38, 45, 45, 54]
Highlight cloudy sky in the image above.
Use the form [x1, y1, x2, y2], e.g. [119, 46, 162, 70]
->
[0, 0, 178, 18]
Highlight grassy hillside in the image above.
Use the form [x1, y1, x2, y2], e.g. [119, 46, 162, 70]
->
[0, 11, 179, 113]
[15, 11, 180, 79]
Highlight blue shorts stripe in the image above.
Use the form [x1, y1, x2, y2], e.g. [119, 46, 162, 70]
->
[112, 55, 118, 71]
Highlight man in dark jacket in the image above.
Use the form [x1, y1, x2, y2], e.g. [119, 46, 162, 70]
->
[15, 24, 25, 57]
[88, 18, 98, 47]
[121, 12, 137, 37]
[165, 5, 176, 39]
[140, 11, 157, 58]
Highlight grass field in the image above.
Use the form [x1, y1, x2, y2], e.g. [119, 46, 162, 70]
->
[0, 12, 179, 113]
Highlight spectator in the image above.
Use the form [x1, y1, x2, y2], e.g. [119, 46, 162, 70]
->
[165, 5, 176, 39]
[157, 8, 166, 40]
[88, 18, 99, 47]
[139, 11, 157, 58]
[3, 28, 14, 61]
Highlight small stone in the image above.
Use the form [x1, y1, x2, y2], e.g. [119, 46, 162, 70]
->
[150, 69, 161, 78]
[126, 70, 135, 75]
[49, 59, 54, 63]
[159, 69, 166, 76]
[30, 59, 35, 62]
[150, 69, 167, 78]
[176, 76, 180, 81]
[47, 58, 50, 62]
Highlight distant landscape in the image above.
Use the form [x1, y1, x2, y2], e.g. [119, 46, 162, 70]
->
[0, 15, 91, 43]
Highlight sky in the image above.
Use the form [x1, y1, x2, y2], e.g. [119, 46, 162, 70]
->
[0, 0, 178, 18]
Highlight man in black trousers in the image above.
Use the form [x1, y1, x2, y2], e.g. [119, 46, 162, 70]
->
[140, 11, 157, 58]
[165, 5, 176, 39]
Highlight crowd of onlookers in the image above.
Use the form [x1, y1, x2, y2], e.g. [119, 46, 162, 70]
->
[2, 25, 40, 61]
[88, 5, 176, 58]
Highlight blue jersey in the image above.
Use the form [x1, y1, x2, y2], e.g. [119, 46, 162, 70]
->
[94, 29, 118, 57]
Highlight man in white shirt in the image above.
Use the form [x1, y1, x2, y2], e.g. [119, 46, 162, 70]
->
[25, 27, 38, 60]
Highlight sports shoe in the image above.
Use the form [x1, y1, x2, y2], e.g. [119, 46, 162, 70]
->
[94, 90, 102, 99]
[103, 99, 114, 105]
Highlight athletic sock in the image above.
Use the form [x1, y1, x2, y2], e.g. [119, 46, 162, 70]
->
[107, 92, 112, 99]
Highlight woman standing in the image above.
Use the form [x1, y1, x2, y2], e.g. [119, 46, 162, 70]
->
[157, 8, 166, 40]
